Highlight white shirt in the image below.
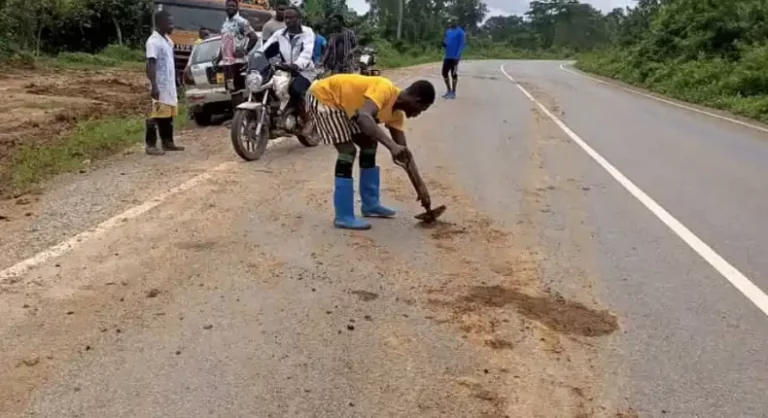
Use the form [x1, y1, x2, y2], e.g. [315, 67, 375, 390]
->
[259, 26, 316, 81]
[146, 31, 177, 106]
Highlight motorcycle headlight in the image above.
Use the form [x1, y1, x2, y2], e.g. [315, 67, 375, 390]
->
[246, 72, 262, 92]
[359, 54, 372, 66]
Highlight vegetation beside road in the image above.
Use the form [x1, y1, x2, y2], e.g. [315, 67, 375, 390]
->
[576, 0, 768, 123]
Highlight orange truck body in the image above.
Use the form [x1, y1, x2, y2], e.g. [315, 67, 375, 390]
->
[153, 0, 273, 77]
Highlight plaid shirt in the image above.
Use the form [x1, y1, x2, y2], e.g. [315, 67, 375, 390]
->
[321, 28, 358, 74]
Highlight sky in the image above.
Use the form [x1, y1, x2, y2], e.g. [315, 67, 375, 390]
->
[346, 0, 636, 19]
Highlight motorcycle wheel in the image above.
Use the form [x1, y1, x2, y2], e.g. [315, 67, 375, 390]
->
[296, 132, 320, 147]
[231, 108, 269, 161]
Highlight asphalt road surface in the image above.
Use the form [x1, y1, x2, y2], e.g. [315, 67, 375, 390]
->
[1, 61, 767, 418]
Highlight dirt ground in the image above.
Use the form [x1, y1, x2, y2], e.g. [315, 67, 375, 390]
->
[0, 67, 148, 197]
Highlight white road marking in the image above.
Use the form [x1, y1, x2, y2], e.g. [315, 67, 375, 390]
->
[501, 64, 768, 318]
[0, 161, 234, 282]
[559, 63, 768, 134]
[0, 75, 416, 283]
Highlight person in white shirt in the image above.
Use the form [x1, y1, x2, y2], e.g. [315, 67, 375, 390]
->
[258, 6, 315, 133]
[145, 10, 184, 156]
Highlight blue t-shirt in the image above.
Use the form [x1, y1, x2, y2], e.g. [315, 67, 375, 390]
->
[314, 34, 327, 63]
[444, 27, 465, 60]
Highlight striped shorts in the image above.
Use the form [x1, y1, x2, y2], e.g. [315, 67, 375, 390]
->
[306, 92, 360, 145]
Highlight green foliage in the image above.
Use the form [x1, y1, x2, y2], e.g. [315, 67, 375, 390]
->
[8, 104, 188, 196]
[577, 0, 768, 122]
[0, 0, 152, 57]
[10, 115, 145, 195]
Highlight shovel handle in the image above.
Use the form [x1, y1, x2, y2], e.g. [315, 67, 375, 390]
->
[397, 158, 431, 209]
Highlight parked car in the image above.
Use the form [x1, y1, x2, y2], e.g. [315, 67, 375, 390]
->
[182, 33, 263, 126]
[183, 36, 228, 126]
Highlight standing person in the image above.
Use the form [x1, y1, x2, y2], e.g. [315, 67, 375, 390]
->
[306, 74, 436, 230]
[320, 14, 358, 75]
[442, 20, 465, 99]
[258, 5, 316, 134]
[261, 2, 286, 43]
[145, 10, 184, 156]
[313, 33, 327, 65]
[195, 27, 210, 45]
[213, 0, 260, 107]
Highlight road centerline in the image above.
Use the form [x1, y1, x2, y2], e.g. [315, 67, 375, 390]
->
[499, 63, 768, 318]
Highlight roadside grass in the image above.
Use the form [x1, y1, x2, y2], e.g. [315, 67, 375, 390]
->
[7, 105, 189, 197]
[1, 45, 144, 71]
[576, 49, 768, 123]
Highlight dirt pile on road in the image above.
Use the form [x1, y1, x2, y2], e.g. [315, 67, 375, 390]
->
[0, 68, 147, 197]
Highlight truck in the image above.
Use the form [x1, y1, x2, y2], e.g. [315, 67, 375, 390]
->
[153, 0, 273, 82]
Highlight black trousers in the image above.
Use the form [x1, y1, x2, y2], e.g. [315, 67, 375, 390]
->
[289, 74, 312, 108]
[145, 117, 173, 147]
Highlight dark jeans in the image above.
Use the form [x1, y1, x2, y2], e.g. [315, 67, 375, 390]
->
[289, 74, 311, 108]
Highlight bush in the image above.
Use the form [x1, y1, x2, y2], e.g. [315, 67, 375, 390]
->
[576, 46, 768, 123]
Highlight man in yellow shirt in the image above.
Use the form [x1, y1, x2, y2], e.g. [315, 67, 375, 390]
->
[306, 74, 436, 230]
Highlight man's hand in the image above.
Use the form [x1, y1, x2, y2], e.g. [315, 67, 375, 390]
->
[390, 144, 412, 167]
[150, 84, 159, 100]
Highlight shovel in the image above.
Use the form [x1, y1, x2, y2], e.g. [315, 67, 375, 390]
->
[395, 156, 447, 224]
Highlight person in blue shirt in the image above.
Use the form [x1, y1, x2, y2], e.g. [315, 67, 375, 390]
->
[441, 20, 466, 99]
[314, 33, 327, 65]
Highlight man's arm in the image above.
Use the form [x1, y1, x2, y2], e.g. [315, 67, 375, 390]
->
[348, 29, 359, 54]
[293, 28, 315, 69]
[146, 58, 158, 99]
[257, 30, 279, 53]
[458, 31, 466, 57]
[246, 31, 259, 53]
[355, 100, 400, 152]
[145, 40, 159, 99]
[388, 127, 407, 147]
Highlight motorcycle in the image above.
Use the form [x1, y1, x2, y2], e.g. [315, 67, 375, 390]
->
[358, 46, 381, 76]
[231, 52, 319, 161]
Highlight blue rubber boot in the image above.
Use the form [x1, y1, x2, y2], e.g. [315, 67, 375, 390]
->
[360, 166, 397, 218]
[334, 177, 371, 230]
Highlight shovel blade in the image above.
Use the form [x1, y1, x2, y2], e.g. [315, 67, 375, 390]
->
[414, 205, 447, 223]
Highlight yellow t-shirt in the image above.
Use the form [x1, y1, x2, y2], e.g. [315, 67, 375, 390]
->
[310, 74, 406, 131]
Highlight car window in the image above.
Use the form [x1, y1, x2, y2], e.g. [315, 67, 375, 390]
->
[191, 40, 221, 64]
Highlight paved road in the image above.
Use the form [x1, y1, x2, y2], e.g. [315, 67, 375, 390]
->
[0, 61, 766, 417]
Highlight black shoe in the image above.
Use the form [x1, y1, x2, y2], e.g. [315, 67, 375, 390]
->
[146, 146, 165, 156]
[162, 143, 185, 151]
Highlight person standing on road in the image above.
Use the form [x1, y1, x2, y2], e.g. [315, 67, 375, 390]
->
[441, 20, 465, 99]
[321, 14, 358, 75]
[145, 10, 184, 156]
[306, 74, 436, 230]
[213, 0, 260, 107]
[261, 2, 286, 43]
[313, 33, 327, 65]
